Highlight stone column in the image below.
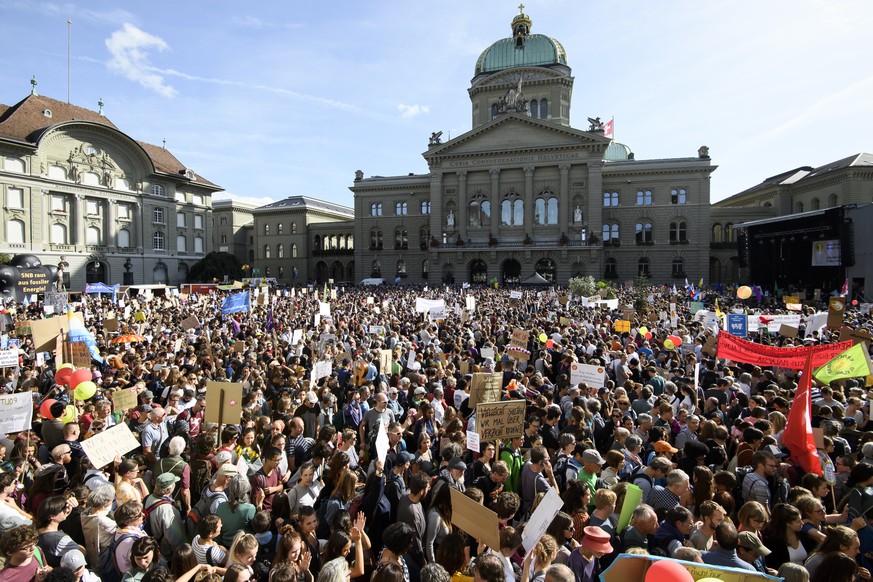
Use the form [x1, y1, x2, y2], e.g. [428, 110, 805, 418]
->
[135, 202, 144, 252]
[74, 194, 86, 247]
[524, 166, 534, 237]
[428, 172, 443, 280]
[587, 162, 603, 244]
[457, 171, 468, 240]
[559, 163, 571, 234]
[490, 168, 500, 241]
[107, 200, 116, 249]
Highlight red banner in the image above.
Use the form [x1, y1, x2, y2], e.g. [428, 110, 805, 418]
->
[716, 331, 852, 369]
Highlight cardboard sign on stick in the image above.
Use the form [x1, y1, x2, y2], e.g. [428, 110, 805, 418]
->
[112, 388, 138, 412]
[476, 400, 526, 440]
[204, 382, 244, 425]
[450, 487, 501, 551]
[469, 373, 503, 408]
[80, 423, 140, 469]
[70, 342, 91, 368]
[31, 317, 70, 352]
[103, 316, 119, 332]
[181, 316, 200, 331]
[0, 392, 33, 434]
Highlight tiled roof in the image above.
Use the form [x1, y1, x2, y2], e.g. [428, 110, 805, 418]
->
[0, 93, 219, 189]
[799, 153, 873, 182]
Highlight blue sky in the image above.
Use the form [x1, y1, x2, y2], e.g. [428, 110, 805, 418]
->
[2, 1, 872, 209]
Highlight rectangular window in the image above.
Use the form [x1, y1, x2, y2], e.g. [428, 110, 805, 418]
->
[603, 192, 619, 207]
[220, 217, 227, 225]
[192, 195, 204, 206]
[175, 191, 186, 203]
[194, 237, 204, 253]
[51, 195, 67, 213]
[194, 215, 204, 229]
[6, 188, 23, 209]
[117, 204, 130, 219]
[86, 200, 100, 215]
[154, 207, 165, 224]
[177, 212, 186, 228]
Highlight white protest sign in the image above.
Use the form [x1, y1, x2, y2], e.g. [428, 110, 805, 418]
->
[319, 302, 331, 316]
[746, 314, 802, 333]
[375, 422, 390, 465]
[466, 296, 476, 312]
[521, 488, 564, 551]
[310, 360, 332, 383]
[510, 290, 523, 300]
[429, 306, 446, 321]
[570, 363, 607, 388]
[415, 297, 445, 313]
[0, 349, 17, 368]
[805, 312, 828, 338]
[0, 392, 32, 434]
[466, 431, 480, 453]
[292, 329, 303, 345]
[80, 423, 141, 469]
[481, 347, 495, 360]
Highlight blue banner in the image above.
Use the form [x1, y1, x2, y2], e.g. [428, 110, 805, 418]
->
[727, 314, 747, 338]
[221, 292, 251, 315]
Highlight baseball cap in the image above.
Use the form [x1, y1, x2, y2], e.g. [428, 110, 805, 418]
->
[737, 531, 771, 556]
[156, 472, 180, 488]
[142, 390, 154, 400]
[653, 441, 679, 454]
[414, 387, 427, 395]
[397, 451, 415, 465]
[582, 450, 605, 465]
[448, 457, 467, 472]
[217, 464, 239, 478]
[306, 392, 319, 404]
[60, 549, 86, 571]
[764, 444, 787, 459]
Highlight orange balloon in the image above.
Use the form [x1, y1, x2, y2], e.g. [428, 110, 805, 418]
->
[737, 286, 752, 300]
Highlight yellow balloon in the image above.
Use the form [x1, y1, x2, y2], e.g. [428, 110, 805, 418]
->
[737, 285, 752, 300]
[664, 339, 675, 350]
[539, 333, 548, 343]
[639, 326, 649, 335]
[60, 404, 76, 424]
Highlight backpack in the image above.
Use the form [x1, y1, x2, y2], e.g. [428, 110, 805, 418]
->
[142, 498, 173, 537]
[621, 471, 653, 489]
[332, 409, 345, 432]
[734, 465, 755, 504]
[553, 455, 571, 491]
[186, 487, 226, 539]
[96, 533, 137, 582]
[188, 458, 213, 507]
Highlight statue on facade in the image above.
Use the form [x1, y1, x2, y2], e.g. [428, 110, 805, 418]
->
[698, 145, 710, 158]
[446, 210, 455, 228]
[54, 263, 66, 292]
[496, 76, 528, 114]
[574, 205, 583, 224]
[429, 131, 443, 146]
[587, 117, 603, 132]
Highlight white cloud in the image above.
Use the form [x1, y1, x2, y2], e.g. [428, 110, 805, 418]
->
[231, 15, 303, 30]
[105, 23, 176, 97]
[398, 103, 430, 119]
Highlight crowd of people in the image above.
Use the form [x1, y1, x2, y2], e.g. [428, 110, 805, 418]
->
[0, 282, 870, 582]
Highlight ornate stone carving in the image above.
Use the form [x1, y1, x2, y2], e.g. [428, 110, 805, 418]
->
[429, 131, 443, 146]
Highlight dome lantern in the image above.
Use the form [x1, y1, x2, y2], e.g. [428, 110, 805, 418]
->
[512, 4, 532, 47]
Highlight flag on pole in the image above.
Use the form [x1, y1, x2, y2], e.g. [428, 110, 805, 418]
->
[604, 118, 614, 139]
[841, 278, 849, 297]
[221, 292, 251, 315]
[813, 343, 873, 385]
[783, 352, 823, 476]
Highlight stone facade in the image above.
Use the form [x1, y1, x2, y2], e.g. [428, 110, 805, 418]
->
[213, 200, 255, 265]
[0, 92, 220, 288]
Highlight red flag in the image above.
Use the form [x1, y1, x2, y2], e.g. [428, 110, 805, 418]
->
[841, 278, 849, 297]
[782, 352, 822, 476]
[604, 118, 614, 139]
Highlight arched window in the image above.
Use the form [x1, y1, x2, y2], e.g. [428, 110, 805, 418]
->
[811, 197, 820, 210]
[314, 235, 321, 250]
[151, 184, 164, 197]
[194, 236, 204, 253]
[48, 165, 66, 180]
[491, 103, 498, 119]
[372, 260, 382, 276]
[277, 244, 284, 258]
[669, 221, 687, 243]
[828, 193, 838, 207]
[724, 223, 734, 242]
[422, 259, 429, 280]
[529, 100, 539, 118]
[338, 236, 346, 249]
[278, 223, 284, 235]
[394, 229, 408, 249]
[636, 190, 653, 206]
[602, 223, 620, 243]
[153, 230, 165, 251]
[264, 224, 270, 235]
[638, 257, 650, 277]
[5, 158, 25, 173]
[539, 98, 548, 119]
[533, 194, 558, 225]
[421, 201, 431, 215]
[87, 226, 101, 246]
[671, 188, 687, 204]
[264, 244, 271, 259]
[248, 250, 254, 262]
[396, 260, 407, 275]
[6, 219, 24, 244]
[796, 201, 804, 213]
[672, 258, 685, 277]
[635, 222, 653, 244]
[346, 235, 353, 249]
[371, 203, 382, 217]
[712, 224, 723, 243]
[117, 228, 131, 248]
[395, 202, 408, 216]
[469, 195, 491, 227]
[50, 223, 67, 244]
[291, 244, 298, 258]
[501, 193, 523, 226]
[420, 227, 430, 249]
[603, 192, 619, 207]
[291, 222, 297, 234]
[177, 235, 187, 252]
[153, 263, 168, 284]
[604, 257, 617, 278]
[370, 230, 382, 249]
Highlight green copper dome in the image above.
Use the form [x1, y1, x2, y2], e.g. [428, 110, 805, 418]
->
[475, 34, 567, 75]
[604, 142, 633, 162]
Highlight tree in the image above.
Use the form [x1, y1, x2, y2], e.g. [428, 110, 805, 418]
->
[568, 276, 596, 297]
[0, 254, 11, 266]
[187, 252, 243, 283]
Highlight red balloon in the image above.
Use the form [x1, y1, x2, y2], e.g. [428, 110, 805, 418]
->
[55, 367, 74, 386]
[668, 335, 683, 347]
[70, 369, 93, 391]
[645, 558, 694, 582]
[645, 332, 652, 340]
[40, 399, 58, 419]
[852, 300, 859, 306]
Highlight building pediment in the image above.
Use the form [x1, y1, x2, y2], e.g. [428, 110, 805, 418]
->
[423, 114, 609, 164]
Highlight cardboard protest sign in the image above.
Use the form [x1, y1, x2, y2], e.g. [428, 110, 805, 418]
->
[204, 381, 244, 425]
[80, 423, 141, 469]
[181, 316, 200, 331]
[449, 487, 501, 551]
[828, 297, 846, 329]
[510, 328, 529, 348]
[600, 554, 778, 582]
[521, 488, 564, 551]
[70, 342, 91, 368]
[559, 317, 570, 326]
[480, 347, 495, 360]
[14, 321, 31, 337]
[469, 372, 503, 408]
[614, 320, 631, 333]
[476, 400, 525, 440]
[0, 392, 33, 434]
[233, 341, 245, 353]
[459, 360, 470, 375]
[112, 388, 138, 412]
[103, 315, 118, 332]
[506, 347, 530, 362]
[31, 317, 70, 352]
[812, 427, 825, 450]
[378, 350, 393, 374]
[779, 324, 798, 338]
[839, 326, 873, 347]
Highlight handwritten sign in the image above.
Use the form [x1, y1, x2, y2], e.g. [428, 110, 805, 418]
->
[0, 349, 17, 369]
[378, 350, 393, 374]
[510, 328, 529, 348]
[614, 320, 631, 333]
[476, 400, 525, 440]
[70, 342, 91, 368]
[80, 423, 141, 469]
[112, 388, 138, 412]
[204, 381, 244, 425]
[0, 392, 32, 434]
[470, 372, 503, 407]
[521, 487, 564, 551]
[466, 430, 480, 453]
[13, 322, 31, 337]
[181, 316, 200, 331]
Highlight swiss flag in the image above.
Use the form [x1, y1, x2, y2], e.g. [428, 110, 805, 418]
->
[782, 352, 823, 476]
[604, 119, 614, 138]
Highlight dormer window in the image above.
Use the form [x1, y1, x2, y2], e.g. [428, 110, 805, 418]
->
[151, 184, 165, 197]
[43, 109, 52, 118]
